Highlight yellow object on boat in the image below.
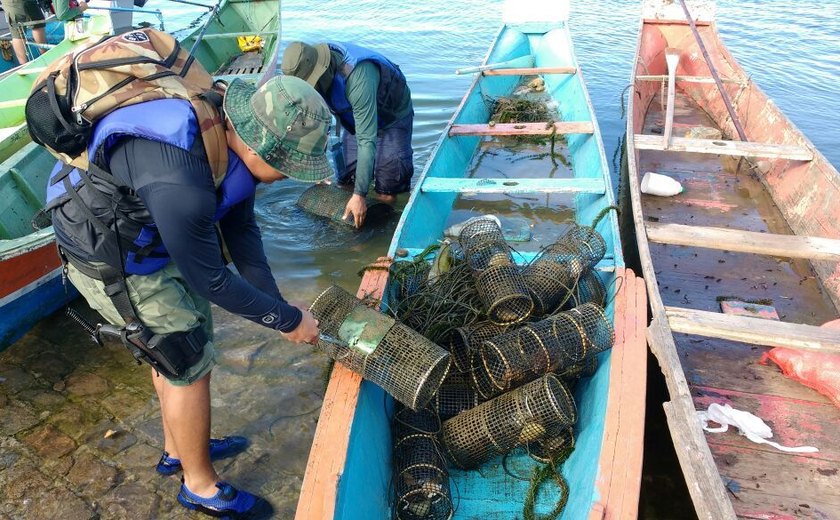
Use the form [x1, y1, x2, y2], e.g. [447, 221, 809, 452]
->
[237, 35, 263, 53]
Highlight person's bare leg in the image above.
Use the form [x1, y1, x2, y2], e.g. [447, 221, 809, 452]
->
[158, 371, 219, 497]
[11, 37, 28, 64]
[32, 26, 45, 56]
[151, 369, 177, 457]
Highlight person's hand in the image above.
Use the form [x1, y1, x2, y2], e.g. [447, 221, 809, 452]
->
[282, 304, 320, 344]
[343, 193, 367, 228]
[79, 0, 88, 12]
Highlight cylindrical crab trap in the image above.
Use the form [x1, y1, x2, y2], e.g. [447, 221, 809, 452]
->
[310, 286, 451, 410]
[458, 218, 533, 325]
[522, 224, 607, 316]
[561, 268, 607, 310]
[447, 321, 507, 373]
[392, 406, 453, 520]
[527, 426, 575, 463]
[477, 303, 614, 396]
[440, 375, 577, 469]
[296, 183, 392, 225]
[432, 371, 482, 421]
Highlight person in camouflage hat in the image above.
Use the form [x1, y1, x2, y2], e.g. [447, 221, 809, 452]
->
[282, 40, 415, 228]
[47, 72, 331, 519]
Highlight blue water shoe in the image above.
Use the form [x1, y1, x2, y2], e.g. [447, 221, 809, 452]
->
[178, 480, 274, 519]
[156, 436, 249, 476]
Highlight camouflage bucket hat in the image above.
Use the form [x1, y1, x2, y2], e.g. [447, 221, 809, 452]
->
[225, 76, 332, 182]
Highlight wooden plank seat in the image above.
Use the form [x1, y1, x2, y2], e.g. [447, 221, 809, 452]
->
[217, 51, 265, 76]
[646, 222, 840, 262]
[420, 177, 605, 194]
[481, 66, 577, 76]
[449, 121, 594, 136]
[664, 306, 840, 354]
[636, 74, 742, 84]
[199, 30, 275, 40]
[634, 134, 813, 161]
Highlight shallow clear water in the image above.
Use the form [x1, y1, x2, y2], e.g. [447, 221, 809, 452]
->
[161, 0, 840, 293]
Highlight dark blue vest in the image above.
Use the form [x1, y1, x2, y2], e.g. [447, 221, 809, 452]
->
[46, 99, 257, 275]
[326, 42, 409, 135]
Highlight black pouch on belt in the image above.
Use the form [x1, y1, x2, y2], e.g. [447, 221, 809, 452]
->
[122, 323, 208, 379]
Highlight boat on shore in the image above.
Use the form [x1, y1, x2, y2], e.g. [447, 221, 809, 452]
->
[296, 4, 648, 519]
[0, 0, 280, 351]
[622, 1, 840, 518]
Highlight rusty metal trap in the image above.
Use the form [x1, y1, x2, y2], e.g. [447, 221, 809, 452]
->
[561, 268, 607, 310]
[447, 321, 508, 374]
[527, 426, 575, 464]
[522, 224, 607, 317]
[458, 218, 533, 325]
[476, 302, 614, 397]
[296, 183, 392, 225]
[309, 285, 451, 410]
[440, 375, 577, 469]
[392, 406, 453, 520]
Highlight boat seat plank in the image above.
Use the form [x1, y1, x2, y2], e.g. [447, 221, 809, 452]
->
[399, 248, 616, 272]
[16, 66, 47, 76]
[199, 30, 275, 40]
[636, 74, 742, 84]
[217, 52, 265, 76]
[481, 66, 577, 76]
[664, 306, 840, 353]
[449, 121, 594, 136]
[646, 222, 840, 261]
[634, 134, 813, 161]
[420, 177, 605, 194]
[0, 99, 26, 110]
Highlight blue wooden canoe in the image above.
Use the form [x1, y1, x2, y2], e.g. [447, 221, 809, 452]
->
[296, 8, 648, 520]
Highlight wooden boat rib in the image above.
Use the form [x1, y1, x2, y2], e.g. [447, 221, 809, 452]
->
[625, 1, 840, 518]
[0, 0, 281, 351]
[297, 7, 648, 519]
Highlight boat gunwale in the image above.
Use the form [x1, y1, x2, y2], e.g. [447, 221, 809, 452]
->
[625, 3, 840, 519]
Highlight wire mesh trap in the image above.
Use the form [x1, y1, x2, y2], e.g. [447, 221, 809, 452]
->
[561, 268, 607, 310]
[392, 406, 453, 520]
[447, 321, 508, 373]
[522, 224, 607, 316]
[459, 218, 533, 325]
[310, 285, 451, 410]
[477, 303, 614, 397]
[296, 183, 392, 225]
[440, 375, 577, 469]
[432, 371, 482, 421]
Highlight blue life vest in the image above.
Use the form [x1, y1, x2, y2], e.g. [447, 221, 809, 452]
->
[46, 98, 257, 275]
[325, 41, 409, 135]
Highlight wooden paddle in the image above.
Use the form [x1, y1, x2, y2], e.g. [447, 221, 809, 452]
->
[455, 55, 535, 75]
[663, 47, 680, 149]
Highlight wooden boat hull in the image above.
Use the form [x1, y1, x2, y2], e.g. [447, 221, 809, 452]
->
[297, 16, 647, 520]
[0, 3, 280, 352]
[625, 1, 840, 518]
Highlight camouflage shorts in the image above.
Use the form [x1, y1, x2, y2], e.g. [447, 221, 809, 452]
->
[66, 261, 216, 386]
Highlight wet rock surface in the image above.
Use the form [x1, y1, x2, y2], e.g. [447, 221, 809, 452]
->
[0, 304, 330, 519]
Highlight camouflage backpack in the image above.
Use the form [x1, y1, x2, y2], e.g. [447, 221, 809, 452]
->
[25, 27, 228, 182]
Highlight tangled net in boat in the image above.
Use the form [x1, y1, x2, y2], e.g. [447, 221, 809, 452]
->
[392, 406, 453, 520]
[489, 96, 552, 125]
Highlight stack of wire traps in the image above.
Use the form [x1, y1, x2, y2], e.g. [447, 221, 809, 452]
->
[458, 218, 533, 325]
[522, 223, 607, 317]
[392, 406, 453, 520]
[310, 285, 451, 410]
[476, 302, 614, 397]
[440, 375, 577, 469]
